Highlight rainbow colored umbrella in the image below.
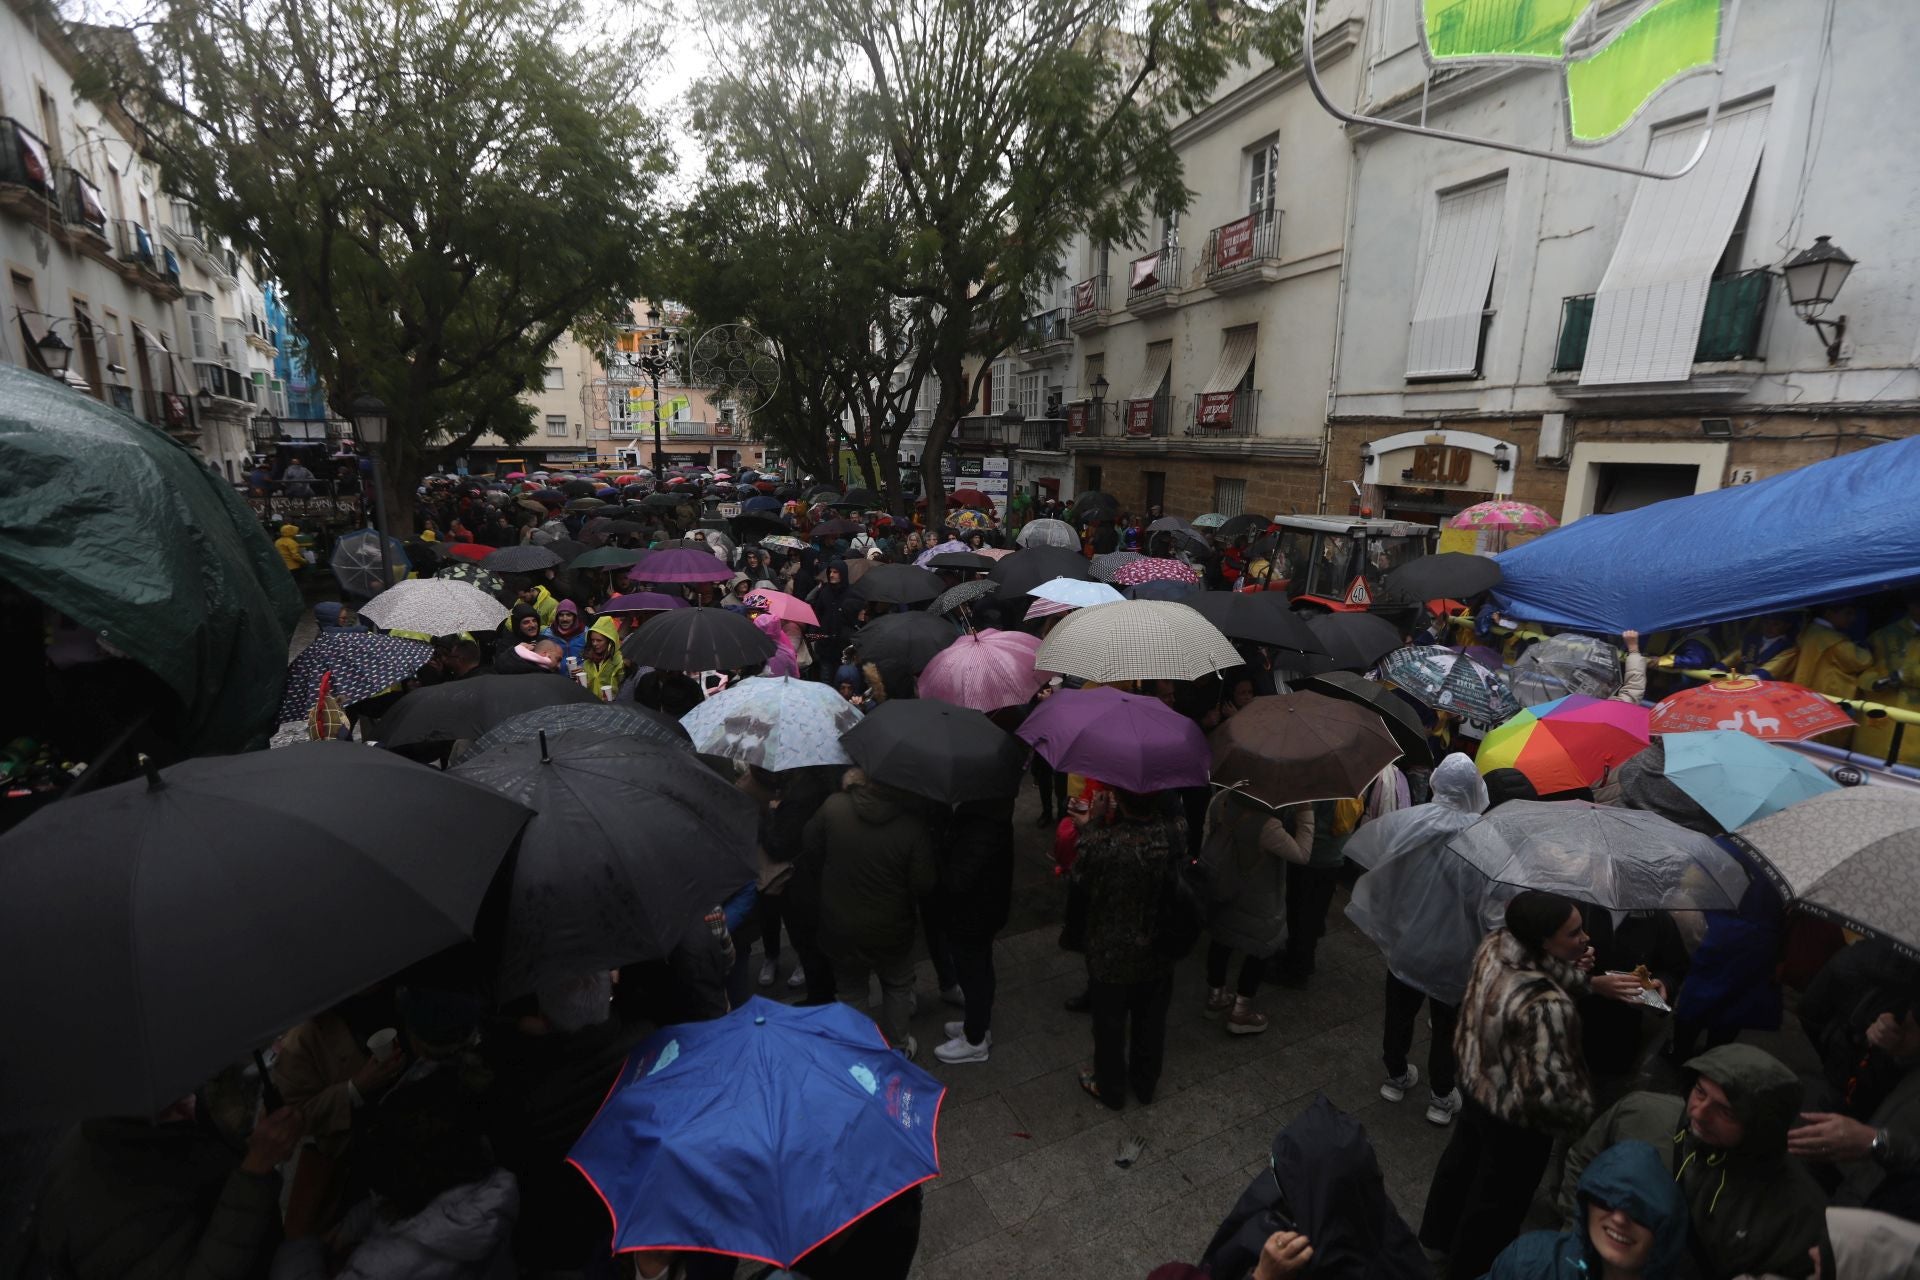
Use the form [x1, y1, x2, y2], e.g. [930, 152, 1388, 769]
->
[1447, 500, 1558, 532]
[1477, 695, 1651, 794]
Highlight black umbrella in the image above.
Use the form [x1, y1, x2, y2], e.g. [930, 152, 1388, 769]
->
[1299, 671, 1430, 760]
[729, 513, 790, 540]
[530, 487, 567, 505]
[548, 538, 590, 564]
[806, 486, 843, 503]
[278, 630, 434, 721]
[0, 742, 531, 1124]
[1307, 612, 1405, 672]
[1216, 513, 1271, 542]
[931, 580, 1000, 617]
[850, 563, 944, 606]
[1072, 490, 1119, 518]
[833, 487, 880, 508]
[853, 612, 960, 673]
[645, 491, 695, 509]
[1381, 552, 1502, 602]
[990, 546, 1093, 597]
[370, 674, 596, 746]
[435, 561, 513, 601]
[464, 701, 692, 761]
[775, 484, 799, 499]
[1146, 516, 1208, 550]
[482, 544, 564, 573]
[926, 551, 995, 573]
[452, 732, 755, 997]
[1182, 592, 1324, 655]
[561, 479, 597, 497]
[569, 546, 649, 570]
[624, 606, 775, 672]
[811, 518, 864, 540]
[843, 698, 1026, 804]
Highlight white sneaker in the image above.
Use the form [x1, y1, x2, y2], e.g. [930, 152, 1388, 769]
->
[1380, 1065, 1419, 1102]
[786, 963, 807, 989]
[942, 1021, 991, 1045]
[757, 960, 777, 987]
[934, 1034, 990, 1064]
[1425, 1088, 1463, 1126]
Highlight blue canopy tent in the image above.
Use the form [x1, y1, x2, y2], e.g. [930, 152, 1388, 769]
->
[1494, 436, 1920, 634]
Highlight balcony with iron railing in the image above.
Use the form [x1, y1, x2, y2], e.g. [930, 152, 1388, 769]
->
[1187, 387, 1260, 438]
[952, 415, 1020, 449]
[1553, 269, 1775, 373]
[1018, 419, 1067, 452]
[57, 167, 108, 240]
[1019, 307, 1072, 357]
[194, 359, 254, 405]
[0, 118, 56, 211]
[1123, 394, 1173, 439]
[1203, 214, 1283, 291]
[1127, 246, 1180, 312]
[609, 418, 736, 439]
[1068, 277, 1110, 332]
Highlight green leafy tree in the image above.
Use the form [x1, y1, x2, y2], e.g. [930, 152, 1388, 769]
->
[80, 0, 668, 527]
[698, 0, 1298, 528]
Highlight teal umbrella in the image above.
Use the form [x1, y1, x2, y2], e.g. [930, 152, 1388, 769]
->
[1663, 730, 1840, 831]
[0, 366, 300, 753]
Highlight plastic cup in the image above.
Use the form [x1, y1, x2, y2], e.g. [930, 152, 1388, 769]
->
[366, 1027, 399, 1060]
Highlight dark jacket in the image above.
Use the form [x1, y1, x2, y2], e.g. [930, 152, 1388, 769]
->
[1562, 1044, 1834, 1280]
[36, 1117, 282, 1280]
[1070, 811, 1184, 985]
[1200, 793, 1312, 959]
[803, 772, 937, 961]
[1489, 1139, 1689, 1280]
[1580, 908, 1690, 1078]
[935, 796, 1015, 942]
[1199, 1094, 1427, 1280]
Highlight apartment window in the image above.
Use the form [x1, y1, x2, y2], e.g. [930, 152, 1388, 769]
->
[987, 358, 1014, 415]
[1214, 478, 1248, 517]
[1144, 472, 1166, 514]
[37, 88, 63, 168]
[542, 365, 564, 390]
[10, 272, 44, 370]
[71, 301, 104, 397]
[1406, 177, 1506, 379]
[1083, 353, 1104, 398]
[99, 309, 125, 376]
[1017, 371, 1044, 421]
[1248, 139, 1278, 225]
[1093, 242, 1111, 282]
[545, 415, 569, 437]
[184, 293, 219, 361]
[1160, 208, 1180, 250]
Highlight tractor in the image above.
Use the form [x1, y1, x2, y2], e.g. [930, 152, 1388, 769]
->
[1251, 515, 1436, 614]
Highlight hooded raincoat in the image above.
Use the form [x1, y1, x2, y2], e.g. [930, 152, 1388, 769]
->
[580, 616, 626, 698]
[1562, 1044, 1834, 1279]
[1489, 1139, 1688, 1280]
[542, 600, 588, 664]
[1345, 755, 1503, 1006]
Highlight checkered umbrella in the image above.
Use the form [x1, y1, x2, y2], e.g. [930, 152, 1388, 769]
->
[278, 631, 433, 722]
[1376, 645, 1520, 723]
[1089, 551, 1143, 582]
[1034, 601, 1241, 683]
[1111, 557, 1199, 587]
[359, 578, 509, 636]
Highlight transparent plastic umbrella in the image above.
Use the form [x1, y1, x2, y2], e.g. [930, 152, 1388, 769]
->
[1509, 634, 1623, 705]
[329, 528, 411, 599]
[1445, 800, 1748, 910]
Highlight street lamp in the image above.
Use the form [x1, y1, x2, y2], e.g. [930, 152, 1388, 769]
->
[350, 391, 397, 592]
[36, 329, 72, 379]
[1783, 235, 1857, 364]
[1090, 373, 1109, 434]
[633, 307, 679, 478]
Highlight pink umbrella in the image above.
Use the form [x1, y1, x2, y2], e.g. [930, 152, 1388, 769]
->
[1111, 557, 1199, 587]
[1447, 500, 1558, 532]
[743, 588, 819, 628]
[1023, 597, 1073, 621]
[917, 629, 1048, 712]
[975, 547, 1017, 561]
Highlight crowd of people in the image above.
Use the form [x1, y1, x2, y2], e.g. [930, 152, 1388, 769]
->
[17, 463, 1920, 1280]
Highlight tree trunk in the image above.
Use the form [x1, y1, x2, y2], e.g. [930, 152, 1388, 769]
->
[875, 448, 907, 519]
[919, 334, 971, 534]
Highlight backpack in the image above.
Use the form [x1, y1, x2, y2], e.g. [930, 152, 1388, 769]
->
[1152, 851, 1208, 961]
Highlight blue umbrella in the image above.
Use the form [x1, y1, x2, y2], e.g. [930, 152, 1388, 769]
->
[743, 494, 782, 513]
[568, 997, 944, 1269]
[680, 675, 862, 770]
[1663, 730, 1840, 831]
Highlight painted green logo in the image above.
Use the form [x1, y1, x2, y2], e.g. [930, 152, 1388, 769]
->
[1423, 0, 1723, 142]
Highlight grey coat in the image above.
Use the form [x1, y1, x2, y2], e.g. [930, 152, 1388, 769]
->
[1200, 792, 1314, 958]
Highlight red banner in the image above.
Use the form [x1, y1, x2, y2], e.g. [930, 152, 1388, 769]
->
[1073, 279, 1097, 313]
[1125, 399, 1154, 437]
[1067, 403, 1088, 435]
[1196, 391, 1236, 427]
[162, 392, 190, 428]
[1214, 216, 1255, 270]
[1130, 253, 1161, 289]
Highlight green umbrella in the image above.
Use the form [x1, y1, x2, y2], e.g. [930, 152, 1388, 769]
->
[0, 366, 300, 753]
[569, 546, 648, 570]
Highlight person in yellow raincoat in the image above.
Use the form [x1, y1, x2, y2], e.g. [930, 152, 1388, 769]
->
[1789, 603, 1872, 748]
[274, 524, 305, 574]
[1857, 594, 1920, 765]
[580, 616, 626, 700]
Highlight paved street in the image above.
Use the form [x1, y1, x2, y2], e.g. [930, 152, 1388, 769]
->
[749, 783, 1452, 1280]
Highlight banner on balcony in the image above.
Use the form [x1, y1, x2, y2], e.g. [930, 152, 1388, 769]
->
[1214, 216, 1256, 270]
[75, 174, 107, 228]
[162, 393, 190, 429]
[1067, 403, 1088, 435]
[1196, 391, 1237, 427]
[12, 123, 50, 191]
[1125, 399, 1155, 437]
[1130, 253, 1161, 289]
[1073, 280, 1098, 313]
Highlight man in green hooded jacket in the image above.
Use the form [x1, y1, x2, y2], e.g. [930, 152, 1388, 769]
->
[1560, 1044, 1833, 1279]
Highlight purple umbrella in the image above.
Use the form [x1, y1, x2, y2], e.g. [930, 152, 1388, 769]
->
[626, 548, 734, 585]
[1016, 686, 1210, 792]
[601, 592, 690, 614]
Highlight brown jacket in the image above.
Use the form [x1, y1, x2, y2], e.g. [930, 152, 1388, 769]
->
[1455, 929, 1593, 1135]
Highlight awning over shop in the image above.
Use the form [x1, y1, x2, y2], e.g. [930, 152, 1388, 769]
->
[1582, 100, 1771, 386]
[1493, 436, 1920, 634]
[1130, 341, 1172, 401]
[1406, 179, 1505, 378]
[1201, 327, 1258, 394]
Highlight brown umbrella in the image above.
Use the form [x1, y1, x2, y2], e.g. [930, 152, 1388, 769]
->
[1210, 692, 1404, 808]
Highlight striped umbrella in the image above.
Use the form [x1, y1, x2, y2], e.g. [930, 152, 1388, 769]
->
[1476, 696, 1651, 793]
